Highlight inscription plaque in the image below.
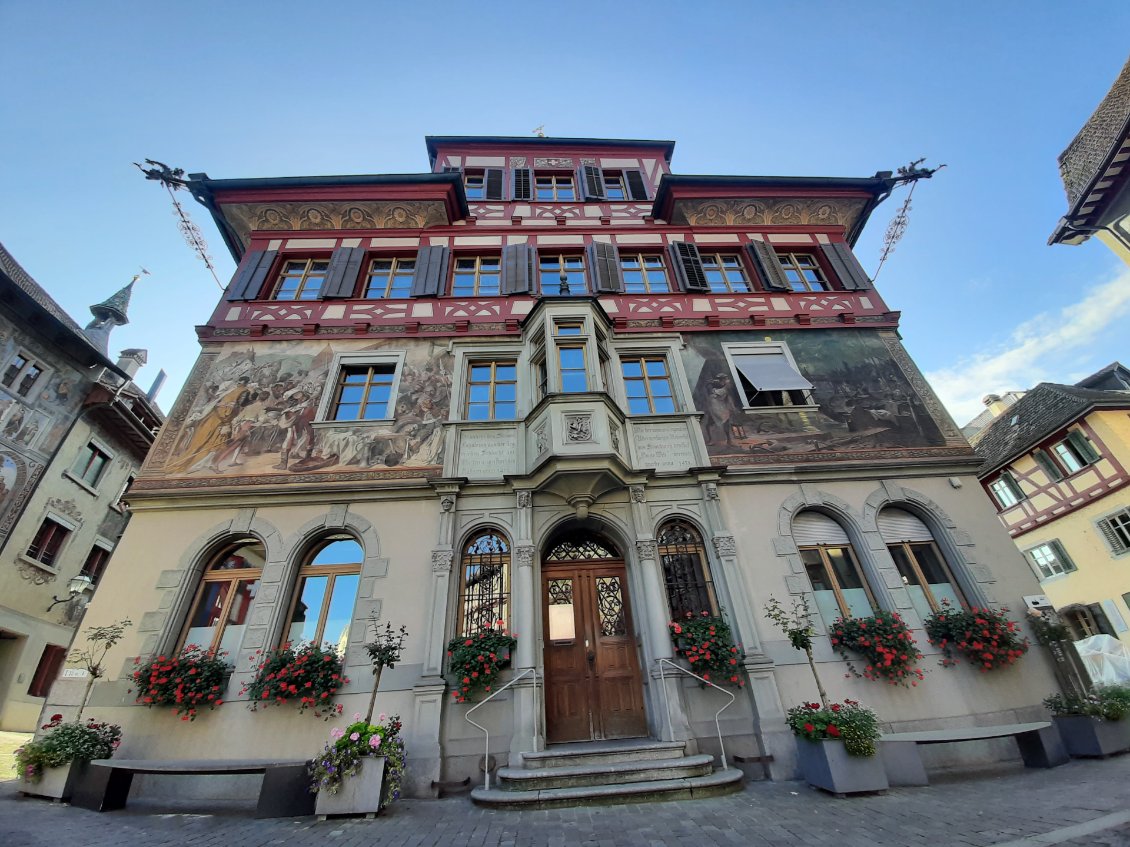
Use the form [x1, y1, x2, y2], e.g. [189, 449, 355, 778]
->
[633, 423, 696, 472]
[457, 429, 518, 479]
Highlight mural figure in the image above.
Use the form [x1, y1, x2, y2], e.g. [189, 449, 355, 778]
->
[3, 404, 25, 439]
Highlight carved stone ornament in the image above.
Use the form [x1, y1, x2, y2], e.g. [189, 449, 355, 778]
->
[18, 560, 58, 585]
[514, 546, 536, 568]
[535, 157, 574, 168]
[635, 540, 657, 560]
[46, 497, 83, 527]
[704, 483, 719, 501]
[672, 197, 870, 230]
[609, 422, 621, 453]
[630, 486, 646, 503]
[431, 549, 454, 573]
[712, 535, 737, 557]
[222, 201, 451, 250]
[440, 496, 455, 512]
[509, 156, 528, 168]
[535, 423, 549, 455]
[564, 415, 592, 443]
[516, 491, 532, 509]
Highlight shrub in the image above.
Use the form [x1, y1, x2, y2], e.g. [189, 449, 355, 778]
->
[309, 713, 405, 807]
[130, 645, 231, 720]
[16, 714, 121, 783]
[241, 642, 348, 718]
[1044, 685, 1130, 722]
[923, 603, 1029, 671]
[786, 699, 881, 758]
[668, 611, 745, 687]
[829, 611, 924, 686]
[446, 622, 516, 703]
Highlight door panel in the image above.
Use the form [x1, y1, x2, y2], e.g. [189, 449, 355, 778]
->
[543, 562, 647, 743]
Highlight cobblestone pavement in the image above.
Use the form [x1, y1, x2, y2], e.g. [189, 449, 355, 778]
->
[2, 756, 1130, 847]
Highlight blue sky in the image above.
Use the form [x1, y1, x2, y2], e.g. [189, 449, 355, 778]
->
[1, 2, 1127, 424]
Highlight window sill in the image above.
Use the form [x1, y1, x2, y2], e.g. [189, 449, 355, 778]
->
[63, 471, 101, 497]
[18, 555, 59, 577]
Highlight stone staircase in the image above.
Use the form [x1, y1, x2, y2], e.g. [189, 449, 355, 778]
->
[470, 739, 743, 809]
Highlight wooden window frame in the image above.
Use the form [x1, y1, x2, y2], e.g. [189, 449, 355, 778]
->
[619, 253, 671, 293]
[1026, 540, 1076, 580]
[329, 364, 397, 422]
[534, 173, 576, 202]
[464, 360, 518, 421]
[457, 531, 511, 637]
[28, 645, 67, 698]
[314, 352, 405, 425]
[620, 355, 676, 415]
[178, 541, 265, 652]
[539, 253, 587, 295]
[26, 518, 70, 568]
[1099, 509, 1130, 554]
[463, 171, 486, 201]
[272, 257, 330, 301]
[283, 537, 362, 648]
[602, 172, 627, 201]
[777, 251, 831, 292]
[700, 253, 752, 293]
[557, 345, 589, 394]
[989, 473, 1025, 509]
[363, 257, 416, 299]
[80, 544, 112, 585]
[799, 544, 877, 618]
[887, 540, 967, 612]
[451, 255, 503, 297]
[70, 441, 112, 487]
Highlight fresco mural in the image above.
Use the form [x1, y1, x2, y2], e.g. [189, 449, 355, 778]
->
[157, 339, 452, 477]
[683, 330, 947, 460]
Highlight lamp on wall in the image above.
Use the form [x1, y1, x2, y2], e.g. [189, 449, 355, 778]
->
[46, 573, 95, 612]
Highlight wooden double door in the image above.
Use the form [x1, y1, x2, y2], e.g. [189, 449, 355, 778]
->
[542, 560, 647, 743]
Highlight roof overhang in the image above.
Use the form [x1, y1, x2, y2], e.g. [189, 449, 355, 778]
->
[650, 174, 897, 245]
[188, 173, 469, 262]
[425, 136, 675, 168]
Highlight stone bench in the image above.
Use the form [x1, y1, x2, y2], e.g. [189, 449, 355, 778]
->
[880, 721, 1068, 786]
[69, 758, 316, 818]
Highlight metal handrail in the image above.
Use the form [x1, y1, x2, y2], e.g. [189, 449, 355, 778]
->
[463, 667, 538, 790]
[658, 658, 735, 771]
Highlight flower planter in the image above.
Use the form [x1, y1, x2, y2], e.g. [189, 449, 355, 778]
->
[1054, 715, 1130, 758]
[314, 756, 386, 818]
[795, 738, 888, 795]
[18, 761, 84, 801]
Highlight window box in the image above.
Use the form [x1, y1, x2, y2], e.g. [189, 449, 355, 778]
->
[795, 738, 888, 795]
[1053, 715, 1130, 758]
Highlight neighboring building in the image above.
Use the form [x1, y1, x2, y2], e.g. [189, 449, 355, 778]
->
[962, 391, 1026, 444]
[58, 136, 1058, 801]
[0, 243, 164, 731]
[975, 363, 1130, 646]
[1049, 55, 1130, 264]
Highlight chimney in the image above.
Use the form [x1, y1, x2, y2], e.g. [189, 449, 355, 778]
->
[982, 393, 1010, 418]
[116, 348, 148, 380]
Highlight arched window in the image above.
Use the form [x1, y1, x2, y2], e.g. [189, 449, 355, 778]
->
[793, 511, 875, 624]
[657, 520, 717, 618]
[181, 539, 265, 655]
[285, 535, 363, 650]
[878, 507, 966, 619]
[458, 531, 511, 636]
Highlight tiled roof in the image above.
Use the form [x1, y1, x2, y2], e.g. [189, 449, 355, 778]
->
[0, 240, 95, 343]
[974, 382, 1130, 476]
[1057, 56, 1130, 209]
[961, 391, 1026, 443]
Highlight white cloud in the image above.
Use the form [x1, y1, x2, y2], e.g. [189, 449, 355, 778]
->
[925, 266, 1130, 425]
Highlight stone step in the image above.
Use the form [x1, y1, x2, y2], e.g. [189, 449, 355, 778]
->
[498, 754, 715, 791]
[520, 740, 687, 769]
[472, 768, 744, 810]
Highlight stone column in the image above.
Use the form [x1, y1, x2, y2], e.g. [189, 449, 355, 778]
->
[509, 489, 541, 762]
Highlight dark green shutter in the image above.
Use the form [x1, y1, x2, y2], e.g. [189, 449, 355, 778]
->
[484, 168, 504, 201]
[1098, 516, 1128, 553]
[1052, 540, 1077, 573]
[586, 241, 623, 293]
[624, 170, 648, 201]
[746, 241, 790, 291]
[581, 165, 605, 201]
[410, 245, 450, 297]
[668, 242, 709, 292]
[225, 249, 277, 301]
[1001, 470, 1026, 502]
[321, 247, 367, 299]
[512, 168, 532, 201]
[820, 242, 872, 290]
[1066, 430, 1101, 464]
[1033, 448, 1065, 482]
[501, 244, 537, 295]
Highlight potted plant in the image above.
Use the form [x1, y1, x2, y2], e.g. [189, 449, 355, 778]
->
[923, 603, 1029, 671]
[309, 713, 406, 818]
[446, 621, 516, 703]
[829, 611, 924, 686]
[1044, 686, 1130, 757]
[765, 596, 888, 794]
[241, 642, 349, 718]
[668, 610, 745, 687]
[130, 644, 231, 720]
[16, 714, 122, 801]
[362, 618, 407, 723]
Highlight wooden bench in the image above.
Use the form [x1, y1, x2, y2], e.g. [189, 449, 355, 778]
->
[69, 758, 316, 818]
[880, 721, 1068, 786]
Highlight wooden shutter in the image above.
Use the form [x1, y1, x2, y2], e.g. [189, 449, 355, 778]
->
[668, 241, 709, 292]
[512, 168, 533, 201]
[1033, 448, 1065, 482]
[410, 245, 450, 297]
[501, 244, 537, 295]
[484, 168, 504, 201]
[586, 241, 623, 293]
[624, 170, 649, 201]
[1051, 540, 1077, 573]
[793, 512, 851, 546]
[225, 249, 277, 301]
[1087, 602, 1116, 637]
[580, 165, 605, 201]
[1000, 470, 1025, 501]
[1066, 430, 1101, 464]
[820, 242, 872, 290]
[321, 247, 367, 299]
[28, 644, 66, 698]
[877, 508, 933, 543]
[1098, 514, 1130, 553]
[747, 241, 791, 291]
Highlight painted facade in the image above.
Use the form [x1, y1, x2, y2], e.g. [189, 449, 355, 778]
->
[53, 137, 1059, 799]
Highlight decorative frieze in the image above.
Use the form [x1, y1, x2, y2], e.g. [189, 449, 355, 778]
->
[222, 201, 450, 249]
[46, 497, 83, 526]
[671, 197, 869, 229]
